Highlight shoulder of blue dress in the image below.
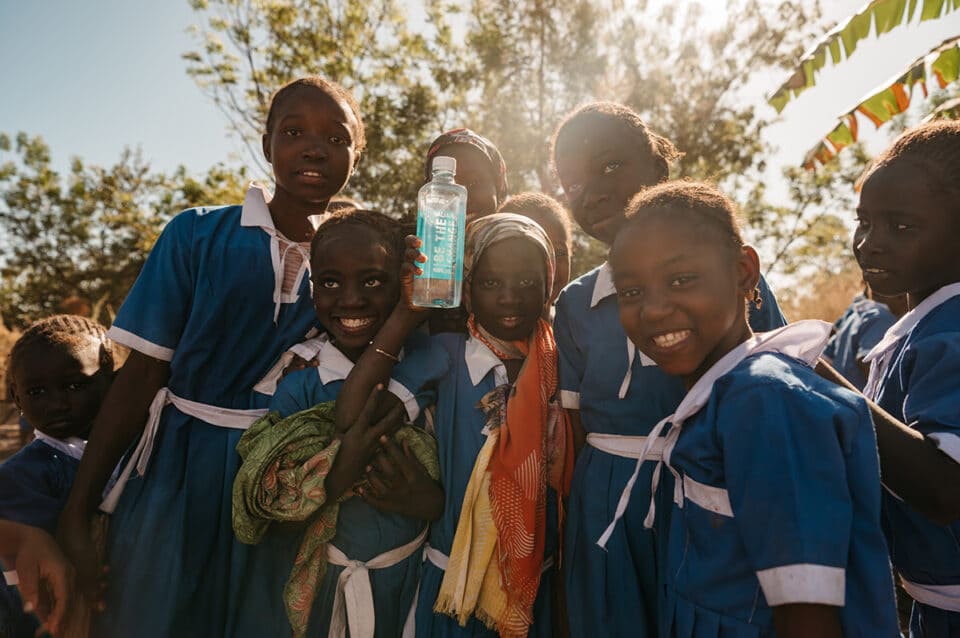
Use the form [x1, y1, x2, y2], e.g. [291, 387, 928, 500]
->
[555, 267, 602, 308]
[912, 294, 960, 337]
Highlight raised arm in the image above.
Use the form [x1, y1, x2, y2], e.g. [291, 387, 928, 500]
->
[334, 235, 429, 431]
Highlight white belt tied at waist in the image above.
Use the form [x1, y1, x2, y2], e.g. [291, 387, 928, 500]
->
[326, 526, 428, 638]
[586, 433, 666, 462]
[900, 577, 960, 612]
[99, 388, 267, 513]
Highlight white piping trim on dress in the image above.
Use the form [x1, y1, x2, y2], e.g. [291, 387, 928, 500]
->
[106, 326, 174, 362]
[682, 475, 733, 518]
[559, 390, 580, 410]
[756, 564, 845, 606]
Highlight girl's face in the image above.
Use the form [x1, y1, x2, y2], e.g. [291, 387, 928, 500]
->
[855, 161, 960, 305]
[437, 144, 499, 221]
[470, 237, 547, 341]
[263, 86, 359, 211]
[611, 217, 757, 388]
[10, 339, 112, 439]
[554, 116, 662, 246]
[312, 226, 401, 361]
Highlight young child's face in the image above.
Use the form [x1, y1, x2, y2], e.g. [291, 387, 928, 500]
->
[554, 117, 662, 246]
[262, 86, 359, 209]
[311, 226, 401, 360]
[855, 161, 960, 302]
[611, 217, 757, 387]
[470, 237, 547, 341]
[10, 339, 112, 440]
[438, 145, 499, 221]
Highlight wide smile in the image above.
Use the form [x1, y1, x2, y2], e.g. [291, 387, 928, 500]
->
[335, 316, 378, 335]
[649, 329, 692, 352]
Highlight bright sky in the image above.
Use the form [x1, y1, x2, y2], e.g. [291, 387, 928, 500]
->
[1, 0, 958, 207]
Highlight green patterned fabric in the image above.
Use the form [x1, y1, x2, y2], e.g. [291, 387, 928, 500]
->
[232, 401, 440, 638]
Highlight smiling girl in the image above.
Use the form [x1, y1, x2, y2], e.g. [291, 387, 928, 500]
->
[58, 76, 365, 637]
[609, 181, 898, 638]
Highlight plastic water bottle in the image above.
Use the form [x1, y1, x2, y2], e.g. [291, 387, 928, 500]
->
[413, 155, 467, 308]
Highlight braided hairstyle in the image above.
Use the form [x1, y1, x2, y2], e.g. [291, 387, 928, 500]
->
[621, 180, 745, 256]
[860, 120, 960, 204]
[311, 209, 411, 273]
[7, 315, 116, 394]
[265, 76, 366, 155]
[552, 101, 682, 184]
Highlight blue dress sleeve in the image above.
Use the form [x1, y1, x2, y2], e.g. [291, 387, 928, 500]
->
[718, 380, 856, 606]
[748, 274, 787, 331]
[901, 331, 960, 464]
[269, 369, 320, 417]
[554, 294, 584, 410]
[855, 309, 896, 360]
[0, 446, 71, 534]
[389, 332, 452, 422]
[108, 210, 197, 360]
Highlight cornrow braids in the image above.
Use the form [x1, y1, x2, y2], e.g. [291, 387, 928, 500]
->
[311, 208, 407, 270]
[622, 180, 744, 254]
[860, 120, 960, 202]
[8, 315, 116, 384]
[265, 76, 366, 155]
[552, 101, 682, 184]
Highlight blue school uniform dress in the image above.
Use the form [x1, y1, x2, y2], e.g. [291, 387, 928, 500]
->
[823, 295, 897, 389]
[233, 332, 441, 638]
[0, 433, 85, 638]
[95, 184, 321, 638]
[554, 263, 785, 638]
[413, 332, 557, 638]
[632, 322, 898, 638]
[863, 283, 960, 637]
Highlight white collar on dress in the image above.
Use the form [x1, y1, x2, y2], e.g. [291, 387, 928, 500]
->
[32, 430, 86, 462]
[315, 334, 357, 384]
[863, 282, 960, 398]
[465, 335, 508, 387]
[590, 262, 616, 308]
[239, 182, 325, 233]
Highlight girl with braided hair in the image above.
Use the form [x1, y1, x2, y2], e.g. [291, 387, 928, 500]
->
[1, 315, 116, 637]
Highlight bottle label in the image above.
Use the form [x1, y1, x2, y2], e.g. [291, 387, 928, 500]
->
[420, 211, 458, 281]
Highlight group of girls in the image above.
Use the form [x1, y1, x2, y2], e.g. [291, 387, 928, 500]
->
[1, 73, 958, 638]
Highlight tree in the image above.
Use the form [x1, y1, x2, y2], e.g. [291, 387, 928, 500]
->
[183, 0, 468, 217]
[0, 132, 246, 328]
[744, 143, 870, 279]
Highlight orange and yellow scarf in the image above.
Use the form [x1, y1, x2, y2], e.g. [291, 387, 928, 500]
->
[435, 214, 574, 636]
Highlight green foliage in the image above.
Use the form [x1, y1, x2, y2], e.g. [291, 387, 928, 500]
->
[183, 0, 465, 217]
[0, 133, 246, 328]
[744, 143, 871, 282]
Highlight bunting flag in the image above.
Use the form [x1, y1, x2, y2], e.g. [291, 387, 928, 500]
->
[802, 36, 960, 169]
[768, 0, 960, 114]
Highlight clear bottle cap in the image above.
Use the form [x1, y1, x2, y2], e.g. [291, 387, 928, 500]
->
[432, 155, 457, 175]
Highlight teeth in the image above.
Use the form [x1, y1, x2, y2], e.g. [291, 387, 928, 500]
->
[340, 317, 376, 329]
[653, 330, 691, 348]
[301, 170, 321, 177]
